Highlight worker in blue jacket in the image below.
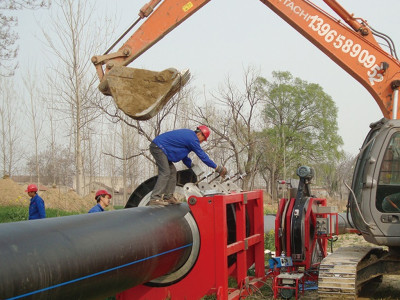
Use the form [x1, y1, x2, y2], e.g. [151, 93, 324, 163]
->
[26, 184, 46, 220]
[88, 189, 112, 213]
[149, 125, 227, 206]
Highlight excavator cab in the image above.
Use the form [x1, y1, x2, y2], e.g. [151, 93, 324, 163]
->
[349, 118, 400, 248]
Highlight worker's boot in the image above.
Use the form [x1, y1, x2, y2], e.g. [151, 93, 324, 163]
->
[148, 199, 169, 206]
[164, 195, 180, 205]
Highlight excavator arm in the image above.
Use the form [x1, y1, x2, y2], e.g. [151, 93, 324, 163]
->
[92, 0, 211, 79]
[261, 0, 400, 119]
[91, 0, 211, 120]
[92, 0, 400, 120]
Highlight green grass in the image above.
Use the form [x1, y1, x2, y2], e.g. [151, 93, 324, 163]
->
[0, 206, 82, 223]
[200, 277, 273, 300]
[201, 295, 216, 300]
[113, 205, 125, 210]
[265, 230, 275, 251]
[201, 233, 276, 300]
[264, 207, 277, 215]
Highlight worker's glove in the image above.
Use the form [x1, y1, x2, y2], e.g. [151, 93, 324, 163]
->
[215, 165, 228, 178]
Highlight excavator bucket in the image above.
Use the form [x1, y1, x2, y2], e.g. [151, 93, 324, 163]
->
[98, 66, 190, 120]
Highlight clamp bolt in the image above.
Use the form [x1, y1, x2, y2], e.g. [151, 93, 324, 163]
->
[188, 197, 197, 205]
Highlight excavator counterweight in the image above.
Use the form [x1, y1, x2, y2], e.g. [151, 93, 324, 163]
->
[98, 67, 190, 120]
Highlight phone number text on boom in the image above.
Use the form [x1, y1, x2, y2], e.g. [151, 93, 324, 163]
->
[308, 15, 383, 86]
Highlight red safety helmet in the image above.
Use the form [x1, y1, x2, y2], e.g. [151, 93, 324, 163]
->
[95, 189, 112, 200]
[25, 184, 38, 193]
[197, 125, 210, 141]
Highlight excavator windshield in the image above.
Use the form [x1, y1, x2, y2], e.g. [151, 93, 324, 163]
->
[377, 133, 400, 212]
[349, 122, 379, 234]
[350, 118, 400, 246]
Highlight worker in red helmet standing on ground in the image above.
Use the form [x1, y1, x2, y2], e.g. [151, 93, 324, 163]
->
[88, 189, 112, 213]
[148, 125, 228, 206]
[25, 184, 46, 220]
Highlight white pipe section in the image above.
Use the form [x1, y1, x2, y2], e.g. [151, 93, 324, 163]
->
[393, 89, 399, 120]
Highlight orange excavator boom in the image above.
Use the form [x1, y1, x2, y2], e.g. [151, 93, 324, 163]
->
[92, 0, 400, 120]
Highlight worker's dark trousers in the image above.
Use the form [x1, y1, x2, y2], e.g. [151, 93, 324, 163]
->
[149, 142, 177, 200]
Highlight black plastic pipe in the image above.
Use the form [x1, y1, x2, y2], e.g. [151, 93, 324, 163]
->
[263, 212, 353, 235]
[0, 205, 193, 300]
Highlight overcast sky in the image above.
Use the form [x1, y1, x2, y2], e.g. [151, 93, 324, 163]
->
[15, 0, 400, 155]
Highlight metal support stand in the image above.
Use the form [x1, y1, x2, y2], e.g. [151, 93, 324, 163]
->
[117, 190, 266, 300]
[273, 273, 304, 300]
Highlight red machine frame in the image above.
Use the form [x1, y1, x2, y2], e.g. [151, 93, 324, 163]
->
[275, 197, 338, 270]
[117, 190, 266, 300]
[271, 197, 339, 299]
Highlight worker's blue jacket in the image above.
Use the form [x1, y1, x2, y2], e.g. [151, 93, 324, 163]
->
[88, 203, 104, 213]
[152, 129, 217, 169]
[29, 194, 46, 220]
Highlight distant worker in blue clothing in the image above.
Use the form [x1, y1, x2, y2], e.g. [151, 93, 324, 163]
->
[88, 190, 112, 213]
[26, 184, 46, 220]
[149, 125, 228, 206]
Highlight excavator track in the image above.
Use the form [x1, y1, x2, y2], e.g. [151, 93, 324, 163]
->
[318, 245, 384, 299]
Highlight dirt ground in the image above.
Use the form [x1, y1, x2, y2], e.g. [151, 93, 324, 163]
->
[264, 199, 400, 299]
[333, 227, 400, 299]
[300, 275, 400, 299]
[297, 234, 400, 299]
[0, 178, 96, 212]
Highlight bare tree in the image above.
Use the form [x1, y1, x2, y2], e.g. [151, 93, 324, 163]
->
[119, 121, 129, 202]
[0, 0, 50, 76]
[40, 82, 61, 186]
[42, 0, 107, 195]
[191, 66, 265, 190]
[93, 80, 194, 159]
[336, 152, 355, 201]
[23, 69, 44, 186]
[114, 117, 143, 203]
[0, 77, 23, 176]
[89, 79, 198, 194]
[25, 144, 75, 186]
